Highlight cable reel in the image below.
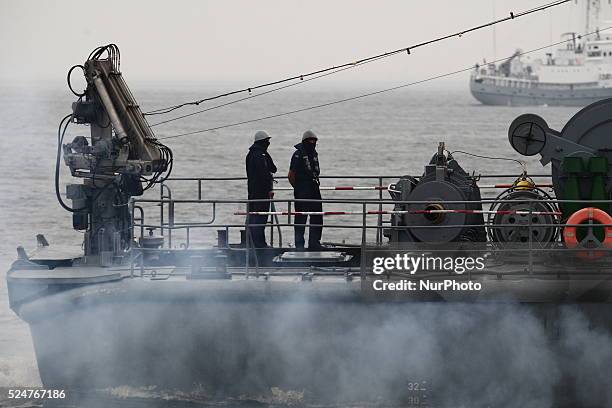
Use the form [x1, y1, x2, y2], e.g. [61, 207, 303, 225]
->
[508, 103, 612, 216]
[488, 175, 560, 245]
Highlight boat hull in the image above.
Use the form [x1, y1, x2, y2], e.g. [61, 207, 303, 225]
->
[469, 78, 612, 106]
[12, 276, 612, 404]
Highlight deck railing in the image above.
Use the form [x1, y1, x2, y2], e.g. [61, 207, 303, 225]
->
[128, 174, 611, 277]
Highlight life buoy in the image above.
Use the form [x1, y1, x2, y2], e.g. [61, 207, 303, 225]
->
[563, 207, 612, 260]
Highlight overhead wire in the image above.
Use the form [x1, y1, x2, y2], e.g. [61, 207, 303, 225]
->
[158, 25, 610, 141]
[149, 54, 390, 128]
[143, 0, 571, 118]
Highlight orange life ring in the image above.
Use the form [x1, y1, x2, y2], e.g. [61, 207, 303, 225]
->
[563, 207, 612, 260]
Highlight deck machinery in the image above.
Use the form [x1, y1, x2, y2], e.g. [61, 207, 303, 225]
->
[386, 142, 486, 244]
[5, 45, 612, 405]
[62, 44, 172, 263]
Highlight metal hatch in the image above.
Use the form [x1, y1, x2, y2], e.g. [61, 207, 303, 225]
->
[274, 251, 353, 263]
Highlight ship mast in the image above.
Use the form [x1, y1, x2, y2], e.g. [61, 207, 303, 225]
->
[585, 0, 601, 38]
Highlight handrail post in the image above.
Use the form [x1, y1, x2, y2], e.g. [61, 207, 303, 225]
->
[377, 176, 383, 245]
[168, 200, 174, 249]
[270, 200, 274, 247]
[131, 204, 145, 247]
[139, 206, 144, 241]
[288, 200, 292, 246]
[159, 183, 172, 245]
[245, 201, 250, 279]
[140, 250, 144, 277]
[129, 199, 134, 245]
[528, 199, 533, 275]
[268, 201, 283, 248]
[360, 202, 367, 283]
[159, 184, 164, 237]
[159, 183, 166, 237]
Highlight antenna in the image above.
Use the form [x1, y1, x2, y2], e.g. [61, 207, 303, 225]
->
[587, 0, 591, 35]
[549, 7, 553, 53]
[492, 0, 497, 59]
[586, 0, 602, 37]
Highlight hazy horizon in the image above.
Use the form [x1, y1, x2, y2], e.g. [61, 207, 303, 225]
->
[0, 0, 593, 87]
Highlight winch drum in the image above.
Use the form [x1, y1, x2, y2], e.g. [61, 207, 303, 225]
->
[405, 181, 468, 243]
[489, 189, 559, 244]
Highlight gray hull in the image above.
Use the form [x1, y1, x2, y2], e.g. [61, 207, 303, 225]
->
[10, 273, 612, 405]
[470, 79, 612, 107]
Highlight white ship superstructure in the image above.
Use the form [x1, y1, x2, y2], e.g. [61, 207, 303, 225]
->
[471, 0, 612, 106]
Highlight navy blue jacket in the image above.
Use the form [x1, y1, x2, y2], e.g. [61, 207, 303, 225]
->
[290, 143, 320, 198]
[246, 143, 277, 199]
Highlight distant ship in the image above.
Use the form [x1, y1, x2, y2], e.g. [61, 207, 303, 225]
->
[470, 0, 612, 106]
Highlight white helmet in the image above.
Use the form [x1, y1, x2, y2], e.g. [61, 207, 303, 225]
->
[253, 130, 271, 142]
[302, 130, 318, 141]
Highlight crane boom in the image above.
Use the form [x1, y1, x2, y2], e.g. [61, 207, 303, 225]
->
[61, 44, 172, 263]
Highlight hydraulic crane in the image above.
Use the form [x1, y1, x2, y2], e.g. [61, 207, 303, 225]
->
[59, 44, 172, 265]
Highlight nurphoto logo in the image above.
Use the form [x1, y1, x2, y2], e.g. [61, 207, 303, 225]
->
[370, 253, 485, 292]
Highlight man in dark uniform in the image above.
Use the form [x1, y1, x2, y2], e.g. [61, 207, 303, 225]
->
[246, 130, 277, 248]
[288, 130, 323, 250]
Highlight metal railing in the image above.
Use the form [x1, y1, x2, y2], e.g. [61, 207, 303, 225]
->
[128, 174, 611, 277]
[154, 175, 414, 247]
[148, 174, 556, 246]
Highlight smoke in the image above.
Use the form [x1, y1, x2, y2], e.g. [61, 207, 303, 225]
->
[15, 282, 612, 407]
[261, 300, 561, 406]
[0, 258, 42, 390]
[557, 306, 612, 406]
[0, 357, 40, 388]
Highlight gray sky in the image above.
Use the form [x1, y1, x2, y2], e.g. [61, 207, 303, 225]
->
[0, 0, 585, 86]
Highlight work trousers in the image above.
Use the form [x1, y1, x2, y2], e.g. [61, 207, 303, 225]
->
[294, 198, 323, 249]
[247, 201, 270, 248]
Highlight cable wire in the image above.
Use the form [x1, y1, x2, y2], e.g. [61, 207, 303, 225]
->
[67, 65, 86, 97]
[143, 0, 571, 117]
[450, 150, 527, 173]
[158, 25, 608, 141]
[55, 114, 80, 212]
[55, 113, 120, 213]
[149, 54, 390, 128]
